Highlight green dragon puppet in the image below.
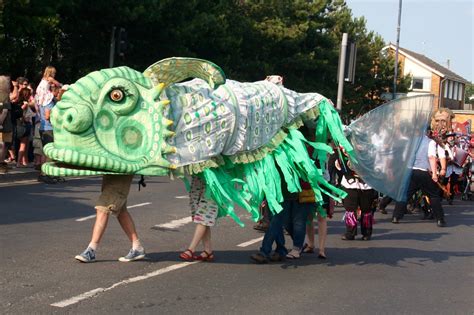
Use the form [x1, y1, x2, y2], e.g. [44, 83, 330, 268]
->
[43, 57, 355, 225]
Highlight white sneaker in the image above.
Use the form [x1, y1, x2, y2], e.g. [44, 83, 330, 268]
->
[75, 247, 96, 263]
[118, 248, 146, 262]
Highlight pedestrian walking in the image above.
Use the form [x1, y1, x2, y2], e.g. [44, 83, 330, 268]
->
[179, 176, 217, 262]
[75, 175, 146, 263]
[392, 129, 448, 227]
[337, 148, 377, 241]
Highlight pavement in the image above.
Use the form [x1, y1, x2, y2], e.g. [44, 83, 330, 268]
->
[0, 164, 41, 183]
[1, 174, 474, 314]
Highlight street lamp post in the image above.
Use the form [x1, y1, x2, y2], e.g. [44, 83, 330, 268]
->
[337, 33, 348, 111]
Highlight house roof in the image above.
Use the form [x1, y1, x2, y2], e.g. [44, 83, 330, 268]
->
[386, 44, 470, 84]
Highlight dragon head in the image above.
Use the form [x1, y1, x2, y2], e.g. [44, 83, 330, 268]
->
[42, 58, 226, 177]
[42, 67, 176, 176]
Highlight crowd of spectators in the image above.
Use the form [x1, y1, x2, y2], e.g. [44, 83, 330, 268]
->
[0, 66, 67, 183]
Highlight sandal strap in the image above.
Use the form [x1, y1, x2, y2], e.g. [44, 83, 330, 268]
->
[201, 250, 214, 258]
[181, 249, 194, 258]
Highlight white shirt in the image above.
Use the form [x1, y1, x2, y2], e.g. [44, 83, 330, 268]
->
[335, 159, 372, 190]
[413, 140, 445, 171]
[35, 79, 54, 106]
[428, 140, 445, 159]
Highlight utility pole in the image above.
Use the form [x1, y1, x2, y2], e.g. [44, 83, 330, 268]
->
[393, 0, 403, 100]
[336, 33, 348, 111]
[109, 26, 117, 68]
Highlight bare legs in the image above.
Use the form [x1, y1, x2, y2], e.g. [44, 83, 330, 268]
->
[117, 210, 139, 244]
[305, 216, 316, 249]
[305, 213, 327, 258]
[34, 154, 45, 169]
[76, 175, 144, 263]
[90, 209, 140, 245]
[89, 210, 109, 247]
[188, 223, 212, 254]
[0, 141, 6, 161]
[180, 223, 214, 261]
[317, 215, 327, 258]
[16, 137, 29, 166]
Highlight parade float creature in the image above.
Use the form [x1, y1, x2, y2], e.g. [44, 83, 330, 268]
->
[42, 57, 434, 224]
[42, 57, 354, 225]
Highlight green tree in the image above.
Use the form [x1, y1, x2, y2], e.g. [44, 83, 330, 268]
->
[2, 0, 64, 81]
[0, 0, 410, 115]
[235, 0, 338, 93]
[465, 82, 474, 105]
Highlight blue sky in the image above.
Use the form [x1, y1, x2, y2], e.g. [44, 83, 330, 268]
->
[345, 0, 473, 82]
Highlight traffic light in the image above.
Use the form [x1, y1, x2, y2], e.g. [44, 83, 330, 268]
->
[116, 27, 127, 57]
[344, 41, 357, 83]
[337, 40, 357, 84]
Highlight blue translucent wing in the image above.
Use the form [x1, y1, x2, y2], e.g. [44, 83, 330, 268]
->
[348, 95, 434, 201]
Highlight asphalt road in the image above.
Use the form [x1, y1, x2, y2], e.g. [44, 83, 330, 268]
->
[1, 176, 473, 314]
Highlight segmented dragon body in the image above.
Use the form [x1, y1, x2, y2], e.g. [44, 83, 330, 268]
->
[43, 58, 353, 225]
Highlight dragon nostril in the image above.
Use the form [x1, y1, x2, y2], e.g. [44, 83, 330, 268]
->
[63, 106, 93, 134]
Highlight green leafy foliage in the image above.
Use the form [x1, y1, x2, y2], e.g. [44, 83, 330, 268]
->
[465, 82, 474, 105]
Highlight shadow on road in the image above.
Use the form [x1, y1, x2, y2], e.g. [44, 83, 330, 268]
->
[141, 246, 473, 269]
[0, 177, 169, 225]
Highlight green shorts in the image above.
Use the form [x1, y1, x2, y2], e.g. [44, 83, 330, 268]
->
[95, 175, 134, 216]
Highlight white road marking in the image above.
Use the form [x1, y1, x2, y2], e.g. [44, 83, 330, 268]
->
[153, 216, 192, 229]
[75, 215, 97, 222]
[75, 202, 152, 222]
[54, 213, 265, 308]
[236, 236, 264, 247]
[127, 202, 152, 209]
[51, 262, 198, 308]
[175, 195, 189, 199]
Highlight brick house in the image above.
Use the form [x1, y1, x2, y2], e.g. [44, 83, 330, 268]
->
[383, 44, 470, 110]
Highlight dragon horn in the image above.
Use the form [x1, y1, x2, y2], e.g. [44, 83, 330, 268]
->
[143, 57, 226, 89]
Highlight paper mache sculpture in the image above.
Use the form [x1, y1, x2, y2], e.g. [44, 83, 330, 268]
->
[46, 57, 438, 225]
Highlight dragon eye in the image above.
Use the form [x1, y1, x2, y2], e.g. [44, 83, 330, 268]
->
[110, 89, 124, 102]
[101, 79, 138, 116]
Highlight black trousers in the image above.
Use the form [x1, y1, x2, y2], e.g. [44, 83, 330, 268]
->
[442, 173, 459, 201]
[393, 169, 445, 220]
[378, 195, 393, 209]
[343, 188, 377, 237]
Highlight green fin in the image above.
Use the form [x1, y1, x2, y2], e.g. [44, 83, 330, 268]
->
[144, 57, 226, 89]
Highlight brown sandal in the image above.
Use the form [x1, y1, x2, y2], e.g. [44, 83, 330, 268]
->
[179, 249, 195, 261]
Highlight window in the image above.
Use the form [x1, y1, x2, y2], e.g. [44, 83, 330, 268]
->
[443, 80, 448, 98]
[412, 78, 424, 90]
[453, 82, 458, 100]
[458, 84, 463, 101]
[449, 81, 454, 99]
